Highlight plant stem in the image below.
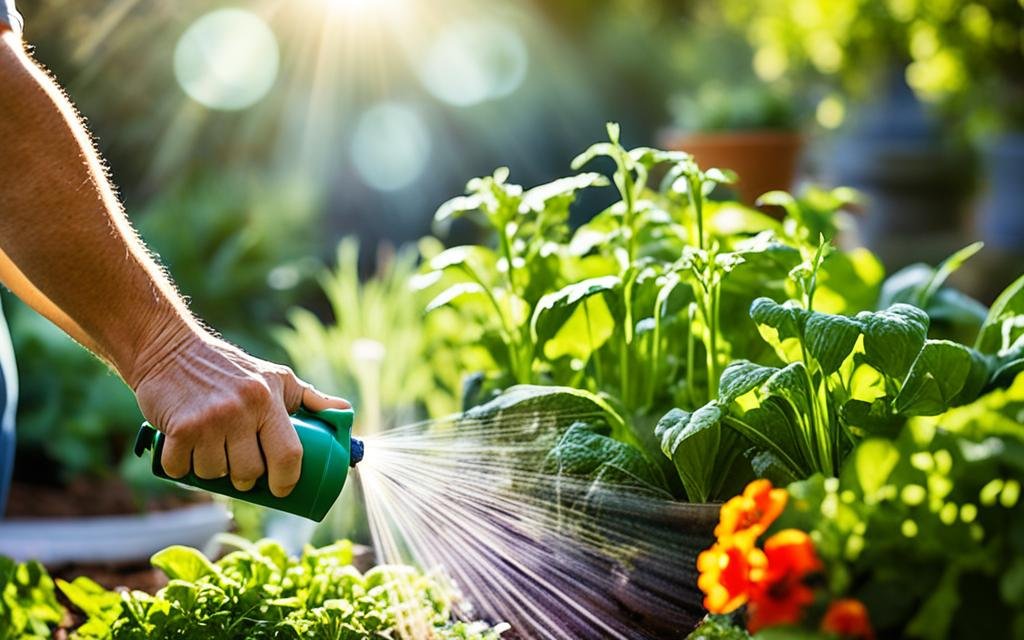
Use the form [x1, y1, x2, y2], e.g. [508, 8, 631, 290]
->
[707, 282, 721, 400]
[723, 416, 806, 478]
[497, 222, 532, 383]
[687, 303, 697, 407]
[690, 175, 705, 251]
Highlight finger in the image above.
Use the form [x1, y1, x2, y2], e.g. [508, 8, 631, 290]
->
[300, 385, 351, 412]
[226, 432, 265, 492]
[259, 409, 303, 497]
[192, 437, 229, 480]
[161, 436, 194, 479]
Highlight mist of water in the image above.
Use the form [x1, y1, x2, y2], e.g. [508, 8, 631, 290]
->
[354, 408, 719, 639]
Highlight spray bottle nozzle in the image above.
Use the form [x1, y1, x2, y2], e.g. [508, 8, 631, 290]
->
[349, 437, 365, 467]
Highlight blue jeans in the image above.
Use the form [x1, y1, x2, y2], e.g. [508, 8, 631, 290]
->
[0, 301, 17, 516]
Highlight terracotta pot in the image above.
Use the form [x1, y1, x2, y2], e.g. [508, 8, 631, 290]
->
[659, 129, 803, 206]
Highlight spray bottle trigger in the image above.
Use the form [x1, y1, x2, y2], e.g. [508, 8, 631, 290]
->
[134, 423, 159, 457]
[311, 407, 355, 441]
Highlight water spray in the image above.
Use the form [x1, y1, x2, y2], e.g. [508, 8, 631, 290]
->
[133, 407, 364, 522]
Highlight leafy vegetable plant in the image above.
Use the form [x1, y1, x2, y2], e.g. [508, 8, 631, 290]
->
[58, 537, 504, 640]
[418, 124, 879, 480]
[658, 261, 1024, 501]
[0, 557, 62, 640]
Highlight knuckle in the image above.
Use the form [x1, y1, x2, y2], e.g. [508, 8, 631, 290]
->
[237, 378, 271, 406]
[275, 442, 304, 468]
[171, 416, 205, 440]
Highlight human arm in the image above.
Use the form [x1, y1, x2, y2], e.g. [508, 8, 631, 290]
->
[0, 29, 348, 495]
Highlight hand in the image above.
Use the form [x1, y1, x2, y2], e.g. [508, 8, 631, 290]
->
[131, 328, 350, 497]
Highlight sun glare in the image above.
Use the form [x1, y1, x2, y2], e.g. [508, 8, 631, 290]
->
[351, 102, 432, 192]
[173, 8, 280, 111]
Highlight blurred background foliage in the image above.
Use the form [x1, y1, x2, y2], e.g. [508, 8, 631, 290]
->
[6, 0, 1023, 529]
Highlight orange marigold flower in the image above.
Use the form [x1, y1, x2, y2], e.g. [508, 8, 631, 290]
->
[822, 599, 875, 640]
[697, 540, 766, 614]
[715, 479, 788, 546]
[746, 529, 822, 633]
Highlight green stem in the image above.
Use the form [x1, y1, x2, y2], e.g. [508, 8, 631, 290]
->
[707, 282, 721, 400]
[497, 224, 533, 383]
[723, 416, 807, 478]
[620, 272, 637, 410]
[460, 264, 521, 380]
[686, 303, 697, 408]
[690, 175, 705, 251]
[650, 291, 668, 408]
[585, 302, 603, 391]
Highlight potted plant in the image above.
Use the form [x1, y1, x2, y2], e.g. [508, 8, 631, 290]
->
[660, 83, 803, 207]
[721, 0, 979, 269]
[656, 6, 804, 206]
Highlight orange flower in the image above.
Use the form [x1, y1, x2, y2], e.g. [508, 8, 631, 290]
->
[697, 540, 766, 614]
[822, 599, 875, 640]
[715, 479, 788, 546]
[746, 529, 822, 633]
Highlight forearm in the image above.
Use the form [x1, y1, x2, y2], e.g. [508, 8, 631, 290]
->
[0, 31, 198, 386]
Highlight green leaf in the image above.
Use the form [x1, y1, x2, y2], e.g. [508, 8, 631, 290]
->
[568, 210, 620, 256]
[540, 294, 615, 361]
[656, 404, 723, 456]
[841, 399, 901, 437]
[748, 450, 801, 487]
[629, 147, 691, 170]
[919, 241, 984, 305]
[856, 304, 930, 380]
[520, 173, 608, 212]
[718, 361, 777, 405]
[756, 189, 797, 213]
[952, 346, 993, 404]
[543, 422, 668, 493]
[530, 276, 620, 352]
[570, 142, 617, 170]
[427, 245, 497, 275]
[803, 312, 862, 374]
[57, 577, 123, 625]
[464, 384, 629, 446]
[750, 297, 807, 340]
[977, 274, 1024, 355]
[151, 546, 219, 582]
[761, 362, 814, 420]
[894, 340, 976, 416]
[704, 167, 737, 185]
[425, 283, 486, 313]
[655, 404, 723, 502]
[434, 194, 484, 224]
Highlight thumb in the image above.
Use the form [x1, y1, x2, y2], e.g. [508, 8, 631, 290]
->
[281, 370, 351, 414]
[300, 384, 352, 412]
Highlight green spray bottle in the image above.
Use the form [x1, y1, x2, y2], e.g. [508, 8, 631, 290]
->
[133, 408, 364, 522]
